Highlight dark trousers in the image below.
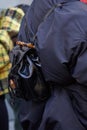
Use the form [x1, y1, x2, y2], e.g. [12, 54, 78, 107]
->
[0, 95, 9, 130]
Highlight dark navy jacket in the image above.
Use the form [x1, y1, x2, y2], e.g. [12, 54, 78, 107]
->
[18, 0, 87, 129]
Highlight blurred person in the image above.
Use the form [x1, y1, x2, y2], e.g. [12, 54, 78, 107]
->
[14, 0, 87, 130]
[0, 6, 25, 130]
[0, 29, 13, 130]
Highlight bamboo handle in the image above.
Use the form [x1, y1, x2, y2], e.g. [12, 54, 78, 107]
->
[16, 41, 35, 48]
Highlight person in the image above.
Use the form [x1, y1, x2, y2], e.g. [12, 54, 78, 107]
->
[12, 0, 87, 130]
[0, 6, 25, 130]
[0, 29, 13, 130]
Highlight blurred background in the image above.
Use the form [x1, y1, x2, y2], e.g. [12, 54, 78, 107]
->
[1, 0, 33, 8]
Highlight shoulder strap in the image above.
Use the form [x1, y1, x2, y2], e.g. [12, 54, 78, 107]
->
[24, 2, 66, 43]
[43, 2, 65, 21]
[32, 2, 66, 42]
